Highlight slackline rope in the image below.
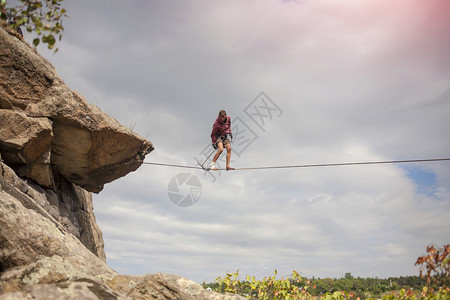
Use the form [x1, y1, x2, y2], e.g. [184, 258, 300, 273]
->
[142, 158, 450, 171]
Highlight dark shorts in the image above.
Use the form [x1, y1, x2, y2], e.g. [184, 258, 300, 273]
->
[216, 136, 230, 147]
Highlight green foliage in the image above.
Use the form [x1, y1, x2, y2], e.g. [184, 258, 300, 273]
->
[382, 287, 449, 300]
[207, 244, 450, 299]
[214, 269, 311, 299]
[207, 271, 449, 300]
[308, 275, 427, 298]
[0, 0, 67, 52]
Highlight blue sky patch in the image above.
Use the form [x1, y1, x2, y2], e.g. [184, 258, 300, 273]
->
[402, 166, 437, 196]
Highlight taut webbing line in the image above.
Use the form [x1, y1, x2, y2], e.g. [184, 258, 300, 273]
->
[142, 158, 450, 171]
[142, 162, 202, 169]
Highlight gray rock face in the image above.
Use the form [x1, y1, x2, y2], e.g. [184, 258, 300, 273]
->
[0, 160, 106, 263]
[0, 161, 110, 270]
[0, 25, 244, 299]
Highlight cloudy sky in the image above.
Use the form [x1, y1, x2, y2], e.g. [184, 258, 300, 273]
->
[31, 0, 450, 283]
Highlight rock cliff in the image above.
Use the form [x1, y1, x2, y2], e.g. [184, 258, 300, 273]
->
[0, 24, 153, 194]
[0, 25, 244, 299]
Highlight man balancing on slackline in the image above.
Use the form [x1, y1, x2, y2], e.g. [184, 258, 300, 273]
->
[209, 110, 235, 171]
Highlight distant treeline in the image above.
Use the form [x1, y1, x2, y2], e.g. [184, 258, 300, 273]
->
[204, 273, 427, 299]
[306, 273, 426, 298]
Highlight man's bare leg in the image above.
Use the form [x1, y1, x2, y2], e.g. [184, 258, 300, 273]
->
[225, 144, 234, 170]
[210, 143, 223, 170]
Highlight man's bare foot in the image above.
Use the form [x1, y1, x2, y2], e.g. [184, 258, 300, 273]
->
[209, 162, 218, 171]
[226, 166, 235, 171]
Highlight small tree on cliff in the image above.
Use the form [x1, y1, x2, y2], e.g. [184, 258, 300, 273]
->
[0, 0, 67, 52]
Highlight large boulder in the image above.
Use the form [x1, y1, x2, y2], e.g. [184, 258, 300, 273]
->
[0, 25, 154, 193]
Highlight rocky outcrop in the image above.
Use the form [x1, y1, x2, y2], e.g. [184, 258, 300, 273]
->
[0, 163, 244, 299]
[0, 25, 244, 299]
[0, 25, 154, 193]
[0, 255, 243, 300]
[0, 160, 107, 266]
[106, 273, 242, 300]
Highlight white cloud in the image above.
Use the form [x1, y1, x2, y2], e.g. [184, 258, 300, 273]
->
[33, 0, 450, 284]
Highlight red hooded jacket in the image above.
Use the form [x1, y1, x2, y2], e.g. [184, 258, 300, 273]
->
[211, 115, 231, 144]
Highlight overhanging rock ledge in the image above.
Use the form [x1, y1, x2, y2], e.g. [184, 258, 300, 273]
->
[0, 25, 154, 193]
